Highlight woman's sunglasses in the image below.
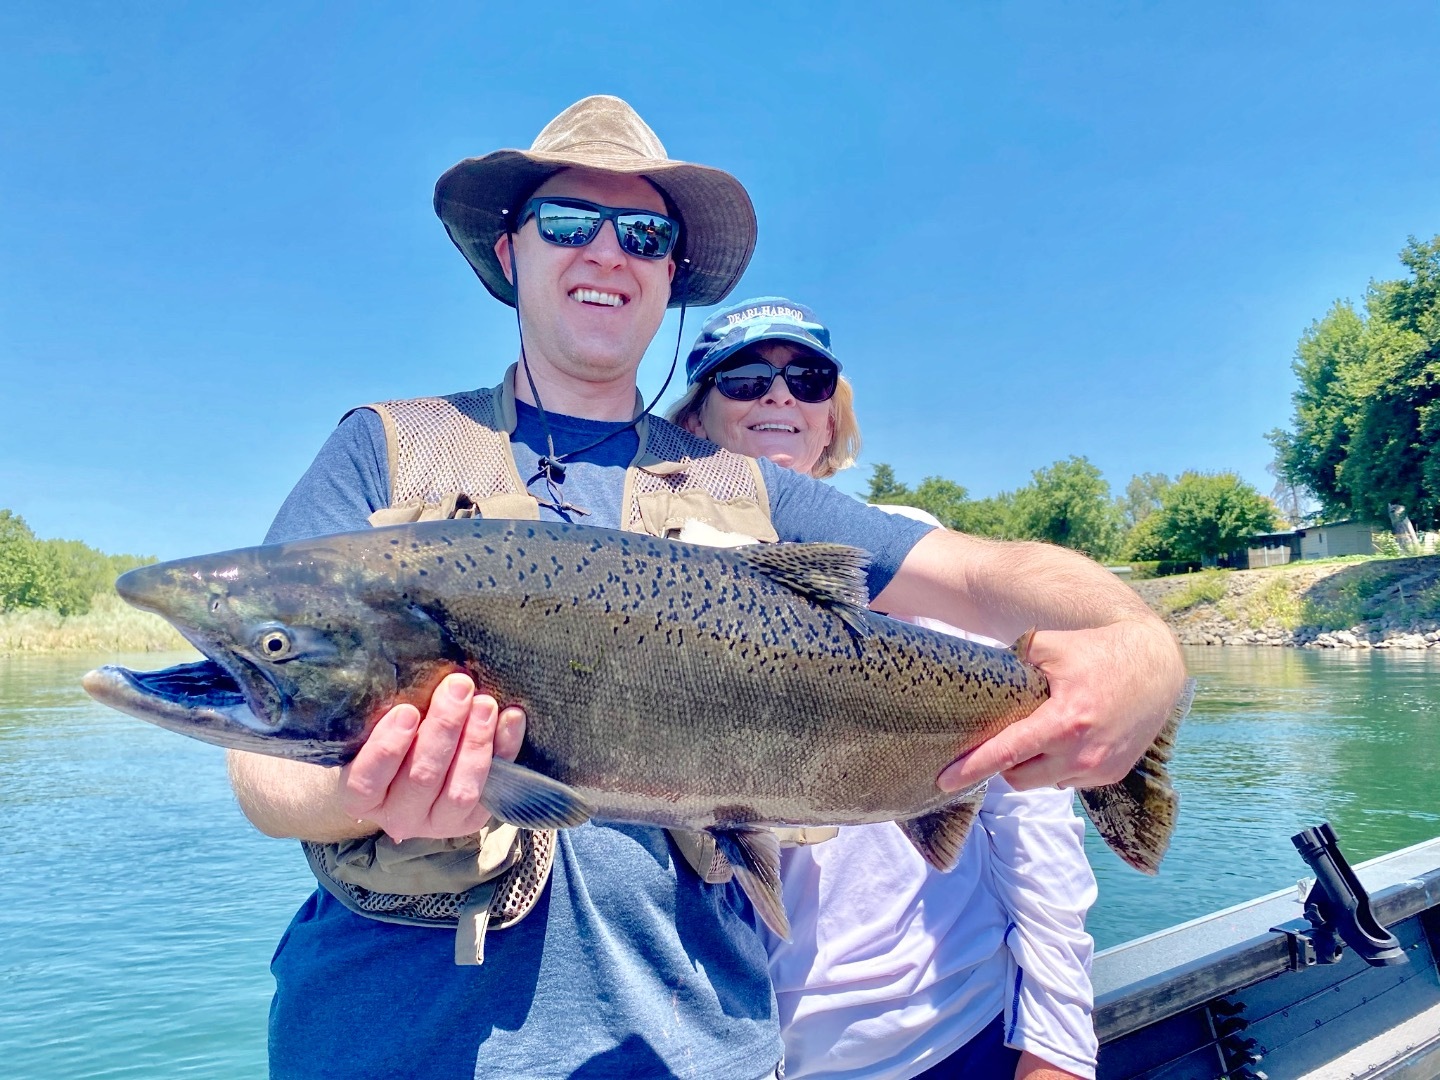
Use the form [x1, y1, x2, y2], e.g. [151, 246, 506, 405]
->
[520, 197, 680, 260]
[711, 355, 840, 403]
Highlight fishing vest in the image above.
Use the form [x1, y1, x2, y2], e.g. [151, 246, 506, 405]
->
[304, 365, 841, 965]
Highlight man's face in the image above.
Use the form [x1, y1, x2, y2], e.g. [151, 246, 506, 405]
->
[495, 168, 676, 389]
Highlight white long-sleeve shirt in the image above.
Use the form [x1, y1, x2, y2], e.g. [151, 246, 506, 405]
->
[763, 506, 1099, 1080]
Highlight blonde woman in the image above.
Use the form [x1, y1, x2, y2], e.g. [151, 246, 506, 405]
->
[669, 297, 1097, 1080]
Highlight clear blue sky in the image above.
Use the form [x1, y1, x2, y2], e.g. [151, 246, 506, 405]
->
[4, 1, 1438, 559]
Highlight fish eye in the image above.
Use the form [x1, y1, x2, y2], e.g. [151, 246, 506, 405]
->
[256, 629, 294, 661]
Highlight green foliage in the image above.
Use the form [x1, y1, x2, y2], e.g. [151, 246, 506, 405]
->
[949, 492, 1016, 539]
[863, 463, 912, 504]
[1160, 571, 1230, 613]
[1225, 576, 1306, 630]
[1122, 511, 1168, 561]
[0, 509, 155, 616]
[1271, 236, 1440, 527]
[862, 464, 1014, 537]
[1120, 472, 1171, 529]
[1009, 456, 1121, 559]
[909, 477, 971, 529]
[0, 510, 54, 610]
[1134, 472, 1278, 563]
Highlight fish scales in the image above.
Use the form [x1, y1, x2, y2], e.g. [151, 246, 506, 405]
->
[375, 523, 1038, 830]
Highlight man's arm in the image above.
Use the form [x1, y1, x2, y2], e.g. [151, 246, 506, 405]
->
[874, 528, 1186, 792]
[1017, 1053, 1085, 1080]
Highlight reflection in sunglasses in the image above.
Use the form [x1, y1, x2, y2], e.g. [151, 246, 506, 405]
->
[523, 198, 678, 260]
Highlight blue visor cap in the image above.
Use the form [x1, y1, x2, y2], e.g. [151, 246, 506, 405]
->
[685, 297, 841, 387]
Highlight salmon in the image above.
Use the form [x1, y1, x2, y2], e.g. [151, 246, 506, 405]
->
[83, 518, 1191, 935]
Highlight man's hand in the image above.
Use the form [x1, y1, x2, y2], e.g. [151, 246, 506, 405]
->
[341, 672, 527, 842]
[939, 618, 1186, 793]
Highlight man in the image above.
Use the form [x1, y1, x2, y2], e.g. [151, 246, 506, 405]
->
[229, 96, 1186, 1079]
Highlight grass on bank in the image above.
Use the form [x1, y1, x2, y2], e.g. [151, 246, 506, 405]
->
[1160, 571, 1229, 614]
[0, 592, 189, 653]
[1221, 576, 1308, 630]
[1158, 552, 1440, 632]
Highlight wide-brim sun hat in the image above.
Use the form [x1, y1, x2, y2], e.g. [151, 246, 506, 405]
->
[434, 95, 756, 309]
[685, 296, 842, 386]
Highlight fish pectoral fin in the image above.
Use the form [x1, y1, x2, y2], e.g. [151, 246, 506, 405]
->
[1077, 676, 1194, 874]
[711, 826, 789, 940]
[480, 758, 592, 830]
[898, 786, 987, 872]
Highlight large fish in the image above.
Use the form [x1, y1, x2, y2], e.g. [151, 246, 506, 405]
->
[83, 519, 1191, 936]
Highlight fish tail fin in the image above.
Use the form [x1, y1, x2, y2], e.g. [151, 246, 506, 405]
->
[1078, 677, 1194, 874]
[712, 827, 788, 939]
[898, 783, 988, 871]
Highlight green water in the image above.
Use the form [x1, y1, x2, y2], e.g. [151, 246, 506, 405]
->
[1, 647, 1437, 1078]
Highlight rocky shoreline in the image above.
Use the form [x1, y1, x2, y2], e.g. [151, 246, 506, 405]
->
[1127, 555, 1440, 650]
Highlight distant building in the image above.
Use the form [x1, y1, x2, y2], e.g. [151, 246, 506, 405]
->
[1297, 520, 1379, 559]
[1239, 530, 1303, 568]
[1225, 520, 1384, 569]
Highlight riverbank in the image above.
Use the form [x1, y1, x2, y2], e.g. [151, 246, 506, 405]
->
[0, 593, 189, 653]
[1129, 554, 1440, 648]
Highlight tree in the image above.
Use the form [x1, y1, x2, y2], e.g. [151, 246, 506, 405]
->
[861, 464, 1013, 537]
[863, 464, 911, 504]
[0, 509, 155, 614]
[950, 492, 1016, 539]
[0, 510, 55, 611]
[907, 477, 971, 530]
[1271, 236, 1440, 526]
[1266, 458, 1315, 529]
[1145, 472, 1278, 563]
[1119, 473, 1171, 529]
[1009, 456, 1121, 559]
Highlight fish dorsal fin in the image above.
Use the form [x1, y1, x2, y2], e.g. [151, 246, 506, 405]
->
[711, 826, 789, 940]
[733, 542, 871, 614]
[898, 786, 987, 871]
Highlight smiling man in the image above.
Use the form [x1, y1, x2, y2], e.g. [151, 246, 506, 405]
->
[227, 96, 1187, 1080]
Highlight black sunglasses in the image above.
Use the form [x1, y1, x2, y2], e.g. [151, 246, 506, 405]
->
[711, 354, 839, 403]
[519, 197, 680, 260]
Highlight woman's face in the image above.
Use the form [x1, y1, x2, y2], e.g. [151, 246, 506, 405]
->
[690, 341, 836, 477]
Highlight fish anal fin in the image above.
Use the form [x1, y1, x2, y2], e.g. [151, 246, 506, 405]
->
[712, 826, 788, 939]
[668, 828, 734, 884]
[480, 758, 592, 830]
[1077, 676, 1195, 873]
[899, 786, 987, 872]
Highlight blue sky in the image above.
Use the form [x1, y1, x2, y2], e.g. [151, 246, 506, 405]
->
[4, 1, 1438, 559]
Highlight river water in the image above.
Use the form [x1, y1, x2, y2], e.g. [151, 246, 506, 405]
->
[1, 647, 1437, 1078]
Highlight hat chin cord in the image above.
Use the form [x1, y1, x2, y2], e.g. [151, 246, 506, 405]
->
[503, 222, 689, 517]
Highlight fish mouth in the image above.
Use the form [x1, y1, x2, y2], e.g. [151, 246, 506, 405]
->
[81, 660, 358, 766]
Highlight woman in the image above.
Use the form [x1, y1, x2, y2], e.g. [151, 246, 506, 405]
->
[667, 297, 1098, 1080]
